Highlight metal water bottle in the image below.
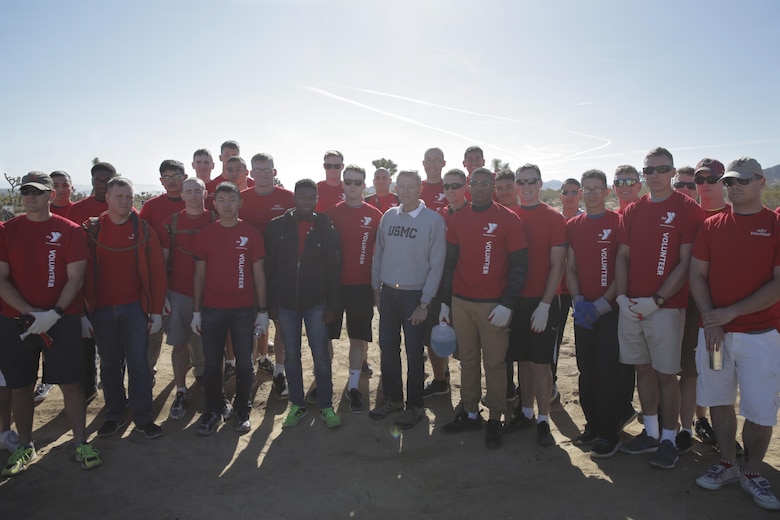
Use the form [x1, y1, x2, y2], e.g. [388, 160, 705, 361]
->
[710, 347, 722, 371]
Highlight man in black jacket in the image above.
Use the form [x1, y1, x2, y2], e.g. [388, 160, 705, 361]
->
[265, 179, 342, 429]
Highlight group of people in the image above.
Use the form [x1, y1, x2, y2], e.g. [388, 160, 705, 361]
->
[0, 142, 778, 512]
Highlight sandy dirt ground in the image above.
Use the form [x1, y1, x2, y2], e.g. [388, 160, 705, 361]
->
[0, 315, 778, 520]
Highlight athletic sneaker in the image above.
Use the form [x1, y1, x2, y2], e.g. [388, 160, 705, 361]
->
[694, 417, 716, 444]
[169, 389, 191, 420]
[134, 422, 163, 440]
[619, 430, 660, 454]
[273, 374, 289, 399]
[361, 361, 373, 376]
[33, 383, 53, 403]
[197, 412, 222, 436]
[234, 411, 251, 433]
[503, 410, 535, 433]
[221, 400, 234, 421]
[224, 363, 237, 382]
[0, 430, 21, 453]
[258, 357, 275, 376]
[97, 419, 127, 438]
[485, 419, 503, 449]
[696, 463, 740, 490]
[320, 407, 342, 429]
[282, 405, 308, 428]
[649, 439, 679, 469]
[395, 406, 424, 430]
[1, 444, 35, 477]
[676, 430, 693, 454]
[741, 474, 780, 510]
[306, 387, 318, 405]
[618, 408, 639, 432]
[573, 428, 598, 446]
[75, 443, 103, 470]
[422, 379, 450, 398]
[345, 388, 364, 413]
[441, 410, 483, 434]
[537, 421, 556, 447]
[369, 399, 403, 420]
[590, 437, 620, 459]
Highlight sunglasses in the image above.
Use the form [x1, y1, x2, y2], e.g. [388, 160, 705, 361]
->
[694, 175, 720, 185]
[324, 163, 343, 170]
[673, 182, 696, 190]
[722, 176, 761, 187]
[253, 168, 274, 175]
[515, 178, 540, 186]
[443, 183, 464, 191]
[642, 165, 674, 176]
[343, 179, 363, 186]
[20, 186, 46, 196]
[614, 178, 639, 187]
[469, 180, 493, 188]
[582, 187, 605, 195]
[161, 174, 183, 181]
[561, 189, 579, 195]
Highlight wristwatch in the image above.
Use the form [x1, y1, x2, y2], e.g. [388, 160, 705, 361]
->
[420, 302, 429, 310]
[653, 294, 666, 307]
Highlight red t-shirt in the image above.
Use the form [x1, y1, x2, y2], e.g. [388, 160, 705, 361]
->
[239, 187, 295, 235]
[447, 203, 528, 301]
[617, 191, 704, 308]
[66, 196, 108, 224]
[421, 181, 448, 212]
[326, 202, 382, 285]
[159, 211, 215, 297]
[51, 202, 72, 217]
[512, 203, 567, 298]
[193, 220, 264, 309]
[0, 215, 89, 317]
[315, 181, 344, 213]
[139, 194, 185, 230]
[297, 220, 314, 260]
[206, 174, 254, 194]
[92, 217, 144, 307]
[566, 210, 621, 301]
[366, 193, 399, 213]
[436, 202, 470, 223]
[692, 208, 780, 332]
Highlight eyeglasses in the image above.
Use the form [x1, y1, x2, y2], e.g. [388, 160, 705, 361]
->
[561, 190, 579, 195]
[673, 182, 696, 190]
[20, 186, 47, 196]
[324, 163, 343, 170]
[469, 180, 493, 188]
[582, 187, 606, 195]
[614, 178, 639, 187]
[443, 183, 464, 191]
[343, 179, 363, 186]
[722, 176, 762, 188]
[694, 175, 720, 185]
[253, 168, 274, 175]
[642, 165, 674, 176]
[515, 178, 540, 186]
[161, 174, 183, 181]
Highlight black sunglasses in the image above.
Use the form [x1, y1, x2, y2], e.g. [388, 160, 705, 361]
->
[674, 182, 696, 190]
[614, 178, 639, 187]
[643, 165, 674, 176]
[515, 178, 540, 186]
[443, 183, 464, 191]
[323, 163, 343, 170]
[694, 175, 720, 185]
[722, 176, 761, 187]
[469, 180, 493, 188]
[343, 179, 363, 186]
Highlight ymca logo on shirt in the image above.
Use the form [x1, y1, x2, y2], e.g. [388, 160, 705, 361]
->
[361, 216, 373, 228]
[45, 231, 62, 246]
[436, 193, 446, 203]
[661, 212, 676, 227]
[598, 229, 613, 243]
[236, 236, 249, 249]
[751, 228, 772, 237]
[483, 223, 498, 237]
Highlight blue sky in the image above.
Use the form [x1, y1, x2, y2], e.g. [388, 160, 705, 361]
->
[1, 0, 779, 192]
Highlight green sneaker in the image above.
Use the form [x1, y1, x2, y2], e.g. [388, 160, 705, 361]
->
[75, 443, 103, 470]
[2, 444, 36, 477]
[320, 407, 342, 429]
[282, 405, 308, 428]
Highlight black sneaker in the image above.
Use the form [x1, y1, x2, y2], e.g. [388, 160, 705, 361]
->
[369, 399, 403, 420]
[234, 411, 251, 434]
[97, 419, 127, 438]
[485, 419, 503, 449]
[694, 417, 716, 444]
[649, 439, 679, 469]
[504, 408, 535, 434]
[573, 428, 598, 446]
[134, 422, 163, 439]
[306, 387, 318, 405]
[273, 374, 289, 400]
[361, 361, 373, 376]
[537, 421, 556, 447]
[676, 430, 693, 454]
[395, 406, 425, 430]
[197, 412, 222, 436]
[441, 410, 484, 434]
[258, 357, 275, 376]
[590, 437, 620, 459]
[221, 400, 234, 421]
[345, 388, 364, 413]
[422, 379, 450, 398]
[169, 389, 191, 420]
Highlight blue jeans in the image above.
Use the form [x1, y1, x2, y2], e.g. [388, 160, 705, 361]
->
[278, 304, 333, 408]
[93, 302, 153, 426]
[201, 307, 256, 415]
[378, 285, 425, 408]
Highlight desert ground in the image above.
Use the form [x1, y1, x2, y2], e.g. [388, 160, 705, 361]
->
[0, 315, 778, 520]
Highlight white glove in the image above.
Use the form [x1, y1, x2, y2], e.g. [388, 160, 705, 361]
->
[439, 303, 451, 324]
[148, 314, 163, 335]
[530, 302, 551, 333]
[629, 297, 659, 320]
[191, 311, 202, 335]
[593, 296, 613, 316]
[616, 294, 640, 322]
[27, 309, 61, 335]
[488, 304, 512, 328]
[162, 297, 171, 317]
[254, 312, 269, 336]
[81, 315, 94, 338]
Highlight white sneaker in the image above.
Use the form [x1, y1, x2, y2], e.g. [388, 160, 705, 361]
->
[0, 430, 21, 452]
[741, 474, 780, 510]
[34, 383, 53, 402]
[696, 463, 740, 490]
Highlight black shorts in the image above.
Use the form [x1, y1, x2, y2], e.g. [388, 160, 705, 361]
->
[507, 296, 561, 364]
[0, 314, 84, 389]
[328, 285, 374, 341]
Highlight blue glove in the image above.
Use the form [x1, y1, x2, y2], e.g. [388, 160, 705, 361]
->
[573, 301, 596, 329]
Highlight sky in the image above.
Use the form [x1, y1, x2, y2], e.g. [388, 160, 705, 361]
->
[1, 0, 779, 193]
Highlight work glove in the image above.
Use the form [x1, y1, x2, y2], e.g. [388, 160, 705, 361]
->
[254, 312, 269, 336]
[530, 302, 551, 333]
[148, 314, 163, 335]
[27, 309, 61, 335]
[191, 312, 202, 335]
[81, 315, 94, 338]
[488, 304, 512, 328]
[629, 297, 659, 321]
[439, 303, 450, 324]
[616, 294, 640, 322]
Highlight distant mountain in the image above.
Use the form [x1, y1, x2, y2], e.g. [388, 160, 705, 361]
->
[763, 164, 780, 182]
[543, 179, 562, 190]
